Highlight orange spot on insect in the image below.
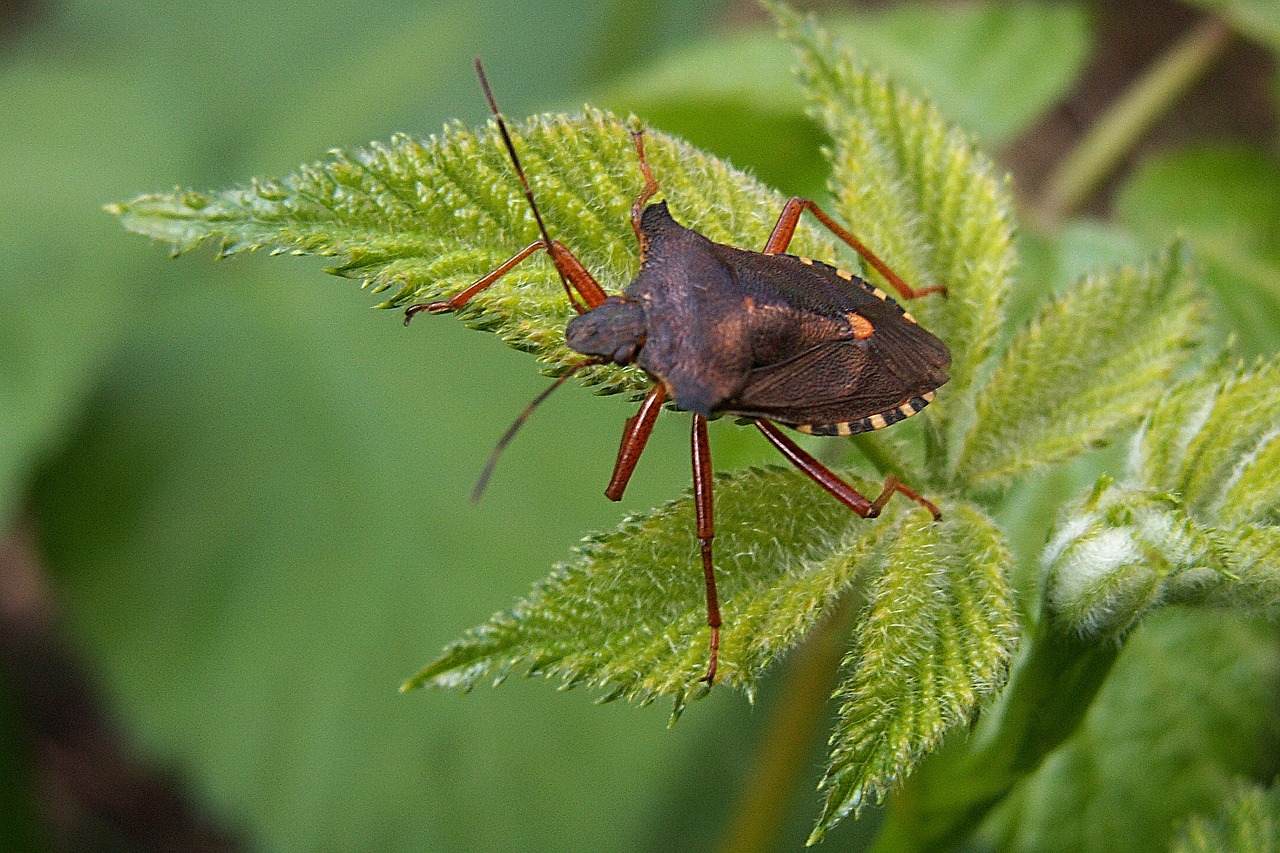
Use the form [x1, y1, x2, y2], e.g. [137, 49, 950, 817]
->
[847, 312, 874, 340]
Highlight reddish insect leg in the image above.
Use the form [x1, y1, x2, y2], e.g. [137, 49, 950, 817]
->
[405, 240, 541, 321]
[604, 385, 666, 501]
[404, 239, 608, 323]
[763, 197, 947, 300]
[691, 415, 722, 684]
[547, 240, 610, 310]
[407, 60, 610, 323]
[754, 419, 942, 521]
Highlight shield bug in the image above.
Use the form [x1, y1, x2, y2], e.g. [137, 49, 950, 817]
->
[407, 60, 951, 684]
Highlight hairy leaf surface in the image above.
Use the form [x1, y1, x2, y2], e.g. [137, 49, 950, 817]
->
[101, 5, 1156, 843]
[1132, 356, 1280, 526]
[772, 1, 1017, 446]
[406, 466, 1015, 826]
[1044, 487, 1280, 637]
[955, 243, 1201, 490]
[813, 503, 1015, 842]
[405, 468, 936, 699]
[111, 110, 836, 397]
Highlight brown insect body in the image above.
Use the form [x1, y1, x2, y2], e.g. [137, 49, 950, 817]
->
[567, 201, 951, 431]
[410, 60, 952, 685]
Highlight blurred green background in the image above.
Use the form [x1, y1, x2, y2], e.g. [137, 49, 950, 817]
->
[2, 0, 1277, 851]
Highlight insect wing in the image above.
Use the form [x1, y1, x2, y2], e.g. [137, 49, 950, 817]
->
[724, 252, 950, 431]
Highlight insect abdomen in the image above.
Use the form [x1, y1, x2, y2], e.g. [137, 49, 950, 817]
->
[793, 391, 937, 436]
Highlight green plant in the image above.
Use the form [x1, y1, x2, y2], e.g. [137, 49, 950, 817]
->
[103, 1, 1280, 849]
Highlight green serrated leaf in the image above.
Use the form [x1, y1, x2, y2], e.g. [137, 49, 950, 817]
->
[811, 503, 1015, 843]
[404, 467, 931, 700]
[105, 7, 1041, 844]
[770, 1, 1017, 447]
[111, 110, 837, 398]
[405, 467, 1016, 843]
[824, 1, 1089, 147]
[1132, 355, 1280, 526]
[954, 242, 1202, 491]
[1175, 780, 1280, 853]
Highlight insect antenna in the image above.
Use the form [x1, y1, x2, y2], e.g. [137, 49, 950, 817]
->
[473, 58, 582, 311]
[470, 359, 601, 502]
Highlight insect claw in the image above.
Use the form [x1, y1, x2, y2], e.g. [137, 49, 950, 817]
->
[698, 626, 721, 685]
[877, 475, 944, 520]
[689, 681, 713, 703]
[404, 301, 455, 325]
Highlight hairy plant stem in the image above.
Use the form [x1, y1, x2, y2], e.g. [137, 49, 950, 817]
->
[716, 592, 861, 853]
[869, 621, 1121, 852]
[1036, 15, 1232, 227]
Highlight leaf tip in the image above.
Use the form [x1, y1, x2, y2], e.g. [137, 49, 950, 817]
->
[667, 689, 689, 728]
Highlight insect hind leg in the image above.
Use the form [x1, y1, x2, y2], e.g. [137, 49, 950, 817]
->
[691, 414, 721, 684]
[763, 197, 947, 301]
[754, 419, 942, 520]
[870, 475, 942, 521]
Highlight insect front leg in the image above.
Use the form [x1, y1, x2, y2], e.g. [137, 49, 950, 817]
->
[754, 419, 942, 520]
[763, 197, 947, 300]
[405, 240, 542, 321]
[546, 240, 610, 311]
[691, 415, 722, 684]
[404, 239, 609, 324]
[409, 59, 612, 322]
[604, 385, 665, 502]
